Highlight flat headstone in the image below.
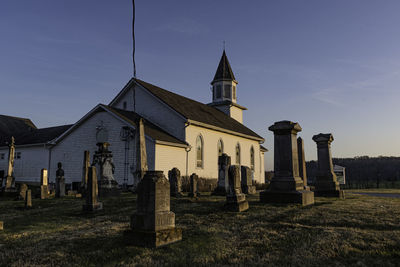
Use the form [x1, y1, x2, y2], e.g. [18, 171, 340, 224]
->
[241, 166, 256, 195]
[168, 168, 182, 197]
[213, 153, 231, 195]
[188, 173, 198, 198]
[127, 171, 182, 247]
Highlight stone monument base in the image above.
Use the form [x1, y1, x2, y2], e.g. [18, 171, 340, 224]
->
[314, 190, 345, 199]
[225, 194, 249, 212]
[99, 188, 121, 198]
[124, 227, 182, 248]
[82, 202, 103, 212]
[260, 189, 314, 206]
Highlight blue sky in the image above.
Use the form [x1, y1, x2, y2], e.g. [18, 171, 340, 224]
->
[1, 0, 400, 170]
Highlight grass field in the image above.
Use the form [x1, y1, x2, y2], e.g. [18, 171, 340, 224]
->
[1, 191, 400, 266]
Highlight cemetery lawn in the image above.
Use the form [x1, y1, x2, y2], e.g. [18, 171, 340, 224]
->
[1, 192, 400, 266]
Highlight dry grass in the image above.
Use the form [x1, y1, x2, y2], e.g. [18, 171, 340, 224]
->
[1, 191, 400, 266]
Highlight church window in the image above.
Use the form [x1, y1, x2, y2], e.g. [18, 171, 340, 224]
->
[15, 152, 21, 159]
[217, 139, 224, 157]
[233, 86, 236, 100]
[224, 85, 231, 98]
[196, 135, 204, 168]
[123, 101, 127, 110]
[216, 85, 222, 98]
[250, 146, 255, 171]
[0, 153, 4, 160]
[235, 143, 241, 165]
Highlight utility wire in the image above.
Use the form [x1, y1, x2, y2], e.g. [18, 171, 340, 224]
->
[132, 0, 136, 79]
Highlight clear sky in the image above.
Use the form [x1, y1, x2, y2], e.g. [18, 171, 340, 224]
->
[1, 0, 400, 170]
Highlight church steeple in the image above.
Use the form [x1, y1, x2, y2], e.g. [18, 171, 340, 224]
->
[209, 50, 246, 124]
[210, 50, 238, 104]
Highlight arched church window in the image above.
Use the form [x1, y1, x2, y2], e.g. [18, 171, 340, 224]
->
[196, 135, 204, 168]
[216, 85, 222, 98]
[235, 143, 241, 165]
[217, 139, 224, 157]
[224, 85, 231, 98]
[250, 146, 255, 171]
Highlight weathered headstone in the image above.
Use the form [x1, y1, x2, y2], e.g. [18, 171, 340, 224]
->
[56, 162, 65, 198]
[297, 137, 309, 189]
[127, 171, 182, 247]
[82, 166, 103, 212]
[0, 221, 3, 230]
[93, 142, 119, 197]
[5, 137, 16, 193]
[168, 168, 182, 197]
[19, 183, 28, 200]
[40, 168, 49, 200]
[25, 189, 32, 208]
[312, 133, 345, 198]
[226, 165, 249, 212]
[82, 150, 90, 191]
[188, 173, 198, 198]
[241, 166, 256, 194]
[132, 118, 148, 190]
[213, 153, 231, 195]
[260, 121, 314, 206]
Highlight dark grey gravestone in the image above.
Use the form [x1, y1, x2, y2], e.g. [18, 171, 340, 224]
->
[241, 166, 256, 195]
[25, 189, 32, 208]
[188, 173, 198, 198]
[225, 165, 249, 212]
[82, 166, 103, 212]
[168, 168, 182, 197]
[213, 154, 231, 195]
[56, 162, 65, 198]
[126, 171, 182, 247]
[260, 121, 314, 206]
[312, 133, 345, 198]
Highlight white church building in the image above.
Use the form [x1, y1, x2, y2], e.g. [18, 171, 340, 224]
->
[0, 51, 267, 185]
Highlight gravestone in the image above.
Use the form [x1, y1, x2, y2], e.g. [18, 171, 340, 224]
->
[132, 118, 148, 190]
[213, 154, 231, 195]
[0, 170, 4, 187]
[297, 137, 309, 189]
[168, 168, 182, 197]
[82, 150, 90, 191]
[312, 133, 345, 198]
[241, 166, 256, 195]
[188, 173, 198, 198]
[82, 166, 103, 212]
[40, 169, 49, 200]
[127, 171, 182, 247]
[225, 165, 249, 212]
[19, 184, 28, 200]
[0, 221, 3, 230]
[25, 189, 32, 208]
[5, 137, 17, 193]
[260, 121, 314, 206]
[93, 142, 120, 197]
[56, 162, 66, 198]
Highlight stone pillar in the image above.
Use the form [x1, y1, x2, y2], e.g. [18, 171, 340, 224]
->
[133, 118, 148, 189]
[226, 165, 249, 212]
[168, 168, 182, 197]
[83, 166, 103, 212]
[241, 166, 256, 194]
[82, 151, 90, 191]
[188, 173, 198, 198]
[5, 136, 16, 192]
[127, 171, 182, 247]
[25, 189, 32, 208]
[297, 137, 309, 189]
[312, 133, 345, 198]
[19, 184, 28, 200]
[260, 121, 314, 206]
[56, 162, 65, 198]
[40, 169, 49, 200]
[213, 154, 231, 195]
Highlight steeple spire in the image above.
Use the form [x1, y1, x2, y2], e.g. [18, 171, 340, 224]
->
[211, 50, 237, 85]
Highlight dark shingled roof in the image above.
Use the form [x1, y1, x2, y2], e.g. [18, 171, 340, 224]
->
[103, 105, 186, 145]
[14, 125, 73, 146]
[135, 79, 263, 140]
[0, 114, 37, 146]
[211, 50, 236, 84]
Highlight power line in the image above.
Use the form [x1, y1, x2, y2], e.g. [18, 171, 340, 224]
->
[132, 0, 136, 79]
